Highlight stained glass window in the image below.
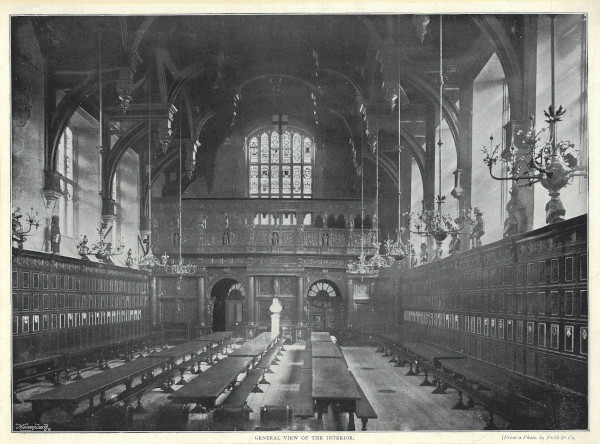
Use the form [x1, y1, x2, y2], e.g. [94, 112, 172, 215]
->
[248, 127, 314, 198]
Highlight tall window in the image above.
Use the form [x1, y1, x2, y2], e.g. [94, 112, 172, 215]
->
[56, 127, 75, 237]
[248, 127, 314, 198]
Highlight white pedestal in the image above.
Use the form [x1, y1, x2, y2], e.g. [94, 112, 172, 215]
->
[269, 297, 283, 338]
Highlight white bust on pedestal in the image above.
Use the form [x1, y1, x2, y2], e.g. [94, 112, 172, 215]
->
[269, 297, 282, 338]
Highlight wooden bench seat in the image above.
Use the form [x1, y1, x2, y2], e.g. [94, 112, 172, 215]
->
[169, 356, 253, 409]
[255, 339, 284, 370]
[221, 369, 264, 409]
[292, 368, 314, 418]
[348, 371, 377, 431]
[27, 356, 170, 420]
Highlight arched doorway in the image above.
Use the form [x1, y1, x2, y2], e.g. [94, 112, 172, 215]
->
[210, 279, 245, 332]
[305, 280, 344, 333]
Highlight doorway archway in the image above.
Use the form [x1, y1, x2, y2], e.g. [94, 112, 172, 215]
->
[210, 279, 245, 332]
[305, 280, 344, 333]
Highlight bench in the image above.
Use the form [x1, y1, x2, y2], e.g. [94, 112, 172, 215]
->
[27, 356, 171, 421]
[212, 369, 266, 429]
[292, 368, 314, 418]
[169, 355, 253, 411]
[433, 357, 547, 429]
[348, 371, 377, 431]
[256, 339, 285, 375]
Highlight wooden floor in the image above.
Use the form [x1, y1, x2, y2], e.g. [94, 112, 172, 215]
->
[14, 342, 502, 431]
[343, 346, 494, 430]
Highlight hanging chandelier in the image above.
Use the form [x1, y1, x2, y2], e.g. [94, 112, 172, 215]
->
[139, 75, 167, 270]
[366, 103, 393, 270]
[404, 15, 471, 261]
[164, 97, 197, 276]
[481, 15, 586, 225]
[382, 21, 413, 267]
[347, 108, 379, 277]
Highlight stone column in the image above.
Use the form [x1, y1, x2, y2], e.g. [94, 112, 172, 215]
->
[297, 276, 304, 325]
[197, 276, 205, 327]
[248, 276, 255, 325]
[346, 278, 354, 328]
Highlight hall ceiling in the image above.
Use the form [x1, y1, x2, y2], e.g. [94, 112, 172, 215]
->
[26, 14, 500, 170]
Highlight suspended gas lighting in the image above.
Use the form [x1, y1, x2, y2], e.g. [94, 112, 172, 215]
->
[382, 18, 413, 266]
[348, 107, 378, 278]
[139, 75, 167, 270]
[164, 97, 197, 276]
[481, 15, 586, 225]
[404, 16, 471, 261]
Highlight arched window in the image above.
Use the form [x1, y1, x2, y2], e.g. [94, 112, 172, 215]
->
[248, 127, 314, 198]
[56, 127, 75, 237]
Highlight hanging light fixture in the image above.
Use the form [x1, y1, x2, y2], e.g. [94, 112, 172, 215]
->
[139, 75, 167, 270]
[164, 96, 197, 276]
[366, 104, 393, 269]
[347, 105, 378, 277]
[404, 15, 471, 261]
[384, 25, 413, 266]
[481, 14, 586, 225]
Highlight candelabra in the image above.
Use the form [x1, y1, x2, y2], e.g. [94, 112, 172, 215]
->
[404, 16, 472, 261]
[482, 15, 586, 225]
[78, 225, 126, 265]
[163, 95, 197, 276]
[12, 207, 40, 250]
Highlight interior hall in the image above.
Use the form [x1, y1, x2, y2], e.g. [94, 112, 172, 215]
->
[10, 14, 588, 433]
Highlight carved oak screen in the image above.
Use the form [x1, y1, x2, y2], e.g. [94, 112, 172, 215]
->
[305, 281, 343, 333]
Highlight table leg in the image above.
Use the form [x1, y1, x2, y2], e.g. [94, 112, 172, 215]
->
[348, 412, 356, 431]
[361, 418, 368, 431]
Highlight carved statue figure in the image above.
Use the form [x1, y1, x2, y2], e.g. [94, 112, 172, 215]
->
[545, 192, 566, 225]
[322, 232, 329, 247]
[273, 278, 280, 296]
[420, 242, 428, 264]
[448, 232, 461, 255]
[50, 215, 61, 254]
[504, 188, 528, 236]
[77, 235, 90, 260]
[125, 249, 134, 268]
[222, 231, 230, 245]
[271, 231, 279, 246]
[470, 208, 485, 248]
[410, 246, 418, 267]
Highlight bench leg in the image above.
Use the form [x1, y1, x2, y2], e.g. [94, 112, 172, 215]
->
[431, 378, 447, 394]
[361, 418, 368, 431]
[389, 354, 398, 363]
[414, 366, 421, 376]
[176, 368, 186, 385]
[467, 396, 475, 409]
[134, 393, 146, 413]
[452, 391, 469, 410]
[258, 373, 270, 385]
[348, 412, 355, 431]
[100, 391, 107, 404]
[190, 403, 207, 414]
[73, 366, 83, 380]
[420, 370, 434, 386]
[484, 411, 499, 430]
[52, 370, 62, 386]
[405, 363, 416, 376]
